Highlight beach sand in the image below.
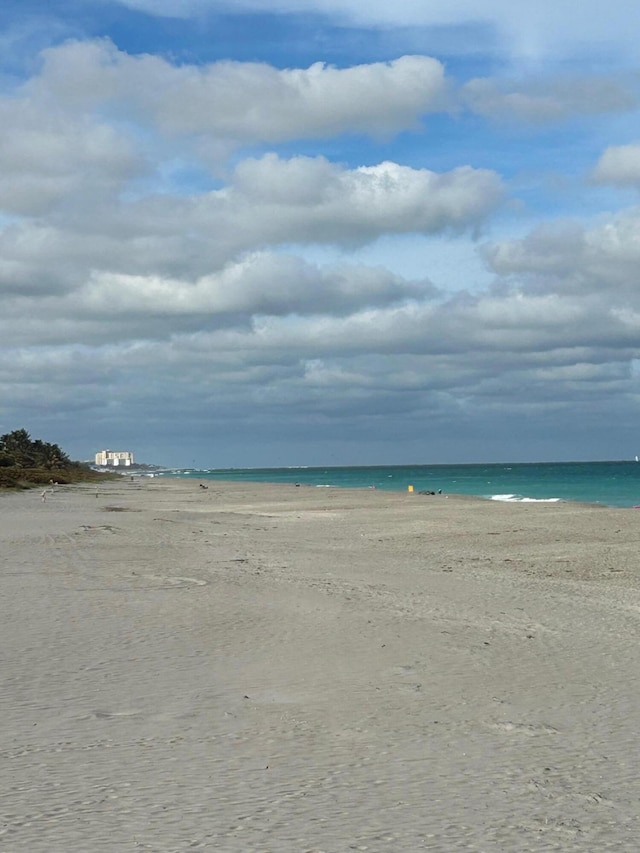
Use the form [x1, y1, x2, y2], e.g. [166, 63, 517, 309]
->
[2, 478, 640, 852]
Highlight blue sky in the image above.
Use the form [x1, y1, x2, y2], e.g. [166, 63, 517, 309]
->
[2, 0, 640, 467]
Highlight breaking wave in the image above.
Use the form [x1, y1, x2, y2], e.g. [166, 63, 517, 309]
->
[490, 494, 562, 503]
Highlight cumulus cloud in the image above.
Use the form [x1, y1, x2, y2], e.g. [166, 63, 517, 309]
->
[32, 40, 447, 143]
[3, 21, 640, 463]
[483, 210, 640, 298]
[0, 96, 143, 216]
[0, 253, 435, 346]
[0, 154, 503, 301]
[228, 155, 504, 244]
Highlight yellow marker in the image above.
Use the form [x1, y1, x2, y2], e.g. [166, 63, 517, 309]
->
[408, 484, 414, 493]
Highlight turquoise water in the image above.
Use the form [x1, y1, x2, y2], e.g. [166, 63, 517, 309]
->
[158, 461, 640, 508]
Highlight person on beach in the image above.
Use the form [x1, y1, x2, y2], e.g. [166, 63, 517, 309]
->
[41, 490, 47, 502]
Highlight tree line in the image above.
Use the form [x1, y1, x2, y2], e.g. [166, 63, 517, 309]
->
[0, 429, 72, 469]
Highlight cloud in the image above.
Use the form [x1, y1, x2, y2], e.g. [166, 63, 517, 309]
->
[229, 155, 504, 242]
[0, 253, 434, 345]
[32, 40, 447, 144]
[483, 210, 640, 298]
[4, 256, 640, 464]
[6, 280, 637, 437]
[109, 0, 640, 63]
[463, 76, 637, 123]
[0, 95, 143, 217]
[592, 143, 640, 188]
[3, 19, 640, 464]
[0, 153, 503, 306]
[7, 225, 639, 373]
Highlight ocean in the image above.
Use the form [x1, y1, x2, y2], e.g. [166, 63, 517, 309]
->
[157, 460, 640, 508]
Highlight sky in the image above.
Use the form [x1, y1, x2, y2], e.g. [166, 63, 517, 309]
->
[2, 0, 640, 468]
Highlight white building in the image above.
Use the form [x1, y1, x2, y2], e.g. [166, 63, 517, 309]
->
[95, 449, 134, 467]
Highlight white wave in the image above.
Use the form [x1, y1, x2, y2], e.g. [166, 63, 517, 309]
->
[490, 493, 562, 503]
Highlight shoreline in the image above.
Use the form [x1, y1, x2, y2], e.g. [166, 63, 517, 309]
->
[129, 473, 629, 511]
[145, 459, 640, 508]
[3, 478, 640, 850]
[0, 474, 627, 513]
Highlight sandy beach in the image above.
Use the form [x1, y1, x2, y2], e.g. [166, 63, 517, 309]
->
[2, 478, 640, 852]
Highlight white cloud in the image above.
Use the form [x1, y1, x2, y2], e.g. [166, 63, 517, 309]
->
[33, 40, 447, 143]
[0, 154, 503, 303]
[463, 76, 637, 123]
[483, 210, 640, 298]
[229, 155, 504, 243]
[0, 96, 143, 216]
[592, 143, 640, 188]
[110, 0, 640, 63]
[0, 246, 436, 345]
[73, 254, 432, 319]
[3, 19, 640, 463]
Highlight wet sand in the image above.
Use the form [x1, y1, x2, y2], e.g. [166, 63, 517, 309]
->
[2, 478, 640, 852]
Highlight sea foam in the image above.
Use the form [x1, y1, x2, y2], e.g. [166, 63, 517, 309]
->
[490, 494, 562, 503]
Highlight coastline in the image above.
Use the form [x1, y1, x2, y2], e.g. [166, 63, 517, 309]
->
[151, 457, 640, 507]
[3, 477, 640, 851]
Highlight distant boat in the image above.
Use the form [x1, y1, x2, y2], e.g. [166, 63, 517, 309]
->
[636, 455, 639, 462]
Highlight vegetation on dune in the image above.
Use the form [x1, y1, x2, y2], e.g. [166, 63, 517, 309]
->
[0, 428, 117, 489]
[0, 428, 71, 469]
